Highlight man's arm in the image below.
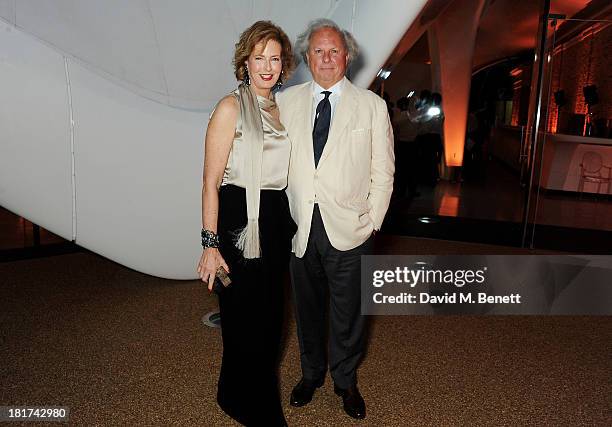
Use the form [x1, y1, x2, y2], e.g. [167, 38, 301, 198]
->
[368, 96, 395, 230]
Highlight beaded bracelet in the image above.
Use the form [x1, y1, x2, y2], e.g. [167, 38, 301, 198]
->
[201, 229, 220, 249]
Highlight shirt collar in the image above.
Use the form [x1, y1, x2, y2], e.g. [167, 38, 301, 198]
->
[312, 76, 345, 99]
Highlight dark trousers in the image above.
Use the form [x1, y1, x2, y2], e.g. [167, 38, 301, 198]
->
[394, 139, 417, 198]
[290, 205, 372, 389]
[416, 133, 442, 185]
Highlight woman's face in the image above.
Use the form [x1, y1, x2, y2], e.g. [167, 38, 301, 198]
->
[245, 39, 282, 95]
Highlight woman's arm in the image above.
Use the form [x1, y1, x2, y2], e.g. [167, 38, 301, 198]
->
[197, 95, 238, 290]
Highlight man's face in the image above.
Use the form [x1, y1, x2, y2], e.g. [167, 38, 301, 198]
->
[306, 27, 349, 89]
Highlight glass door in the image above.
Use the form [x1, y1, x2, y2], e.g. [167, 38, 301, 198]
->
[525, 5, 612, 253]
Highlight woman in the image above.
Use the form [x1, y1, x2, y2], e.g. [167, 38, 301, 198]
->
[196, 21, 295, 426]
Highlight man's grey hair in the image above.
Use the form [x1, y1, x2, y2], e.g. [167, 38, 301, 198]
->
[295, 18, 360, 65]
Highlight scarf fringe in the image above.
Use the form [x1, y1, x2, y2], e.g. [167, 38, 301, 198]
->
[234, 218, 261, 259]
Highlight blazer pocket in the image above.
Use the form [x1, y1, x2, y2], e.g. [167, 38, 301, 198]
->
[351, 198, 370, 214]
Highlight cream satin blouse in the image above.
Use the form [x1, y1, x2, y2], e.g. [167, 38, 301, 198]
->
[222, 90, 290, 190]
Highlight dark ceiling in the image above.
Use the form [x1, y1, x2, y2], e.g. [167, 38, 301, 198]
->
[396, 0, 599, 72]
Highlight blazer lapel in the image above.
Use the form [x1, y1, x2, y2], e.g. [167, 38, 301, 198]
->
[298, 82, 315, 169]
[318, 78, 356, 167]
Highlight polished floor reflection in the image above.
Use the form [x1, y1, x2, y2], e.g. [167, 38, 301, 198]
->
[385, 157, 612, 252]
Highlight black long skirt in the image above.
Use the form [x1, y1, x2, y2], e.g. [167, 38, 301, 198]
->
[216, 184, 296, 427]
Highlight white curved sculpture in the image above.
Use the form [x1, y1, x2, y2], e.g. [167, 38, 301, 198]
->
[0, 0, 426, 279]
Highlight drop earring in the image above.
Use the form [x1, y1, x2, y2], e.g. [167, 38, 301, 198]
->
[243, 65, 250, 86]
[274, 70, 284, 91]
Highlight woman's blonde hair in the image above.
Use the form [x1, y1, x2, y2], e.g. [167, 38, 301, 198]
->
[233, 21, 295, 82]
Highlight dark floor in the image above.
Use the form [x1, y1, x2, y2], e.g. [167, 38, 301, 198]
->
[1, 236, 610, 426]
[385, 157, 612, 252]
[394, 156, 612, 231]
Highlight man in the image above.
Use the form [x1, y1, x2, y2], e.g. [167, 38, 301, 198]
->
[277, 19, 394, 420]
[393, 96, 420, 199]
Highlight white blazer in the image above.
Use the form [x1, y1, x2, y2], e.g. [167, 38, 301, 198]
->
[278, 78, 395, 257]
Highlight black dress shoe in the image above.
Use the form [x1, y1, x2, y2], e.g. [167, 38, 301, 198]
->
[289, 378, 324, 407]
[334, 384, 366, 419]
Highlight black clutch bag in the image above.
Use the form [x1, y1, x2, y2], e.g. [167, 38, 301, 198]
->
[212, 266, 232, 295]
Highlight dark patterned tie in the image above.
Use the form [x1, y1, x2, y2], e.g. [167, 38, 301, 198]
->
[312, 91, 332, 167]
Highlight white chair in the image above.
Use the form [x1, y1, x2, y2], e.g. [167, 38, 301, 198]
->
[578, 151, 612, 196]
